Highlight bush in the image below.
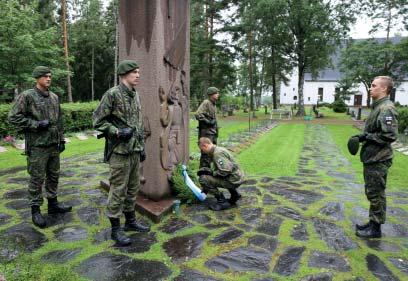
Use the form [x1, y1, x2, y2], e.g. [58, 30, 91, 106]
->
[397, 107, 408, 133]
[0, 101, 99, 138]
[332, 99, 347, 113]
[317, 102, 332, 108]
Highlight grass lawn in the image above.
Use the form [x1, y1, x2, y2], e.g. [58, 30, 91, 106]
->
[237, 123, 306, 177]
[327, 124, 408, 190]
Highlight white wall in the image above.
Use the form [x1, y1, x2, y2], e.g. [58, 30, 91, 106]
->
[280, 72, 408, 106]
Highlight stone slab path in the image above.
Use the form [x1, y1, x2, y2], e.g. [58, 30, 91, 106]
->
[0, 124, 407, 280]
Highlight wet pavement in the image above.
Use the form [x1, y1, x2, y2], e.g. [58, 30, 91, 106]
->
[0, 124, 407, 280]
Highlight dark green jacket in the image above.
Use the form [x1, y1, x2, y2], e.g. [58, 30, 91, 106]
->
[93, 83, 144, 160]
[211, 146, 244, 185]
[195, 99, 217, 135]
[360, 97, 398, 164]
[8, 87, 64, 148]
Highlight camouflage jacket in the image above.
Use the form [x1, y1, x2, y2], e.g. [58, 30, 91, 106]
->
[8, 87, 64, 149]
[93, 83, 144, 159]
[360, 97, 398, 164]
[211, 146, 244, 185]
[195, 99, 217, 134]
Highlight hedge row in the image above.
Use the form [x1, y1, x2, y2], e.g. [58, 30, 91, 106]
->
[397, 107, 408, 133]
[0, 102, 99, 138]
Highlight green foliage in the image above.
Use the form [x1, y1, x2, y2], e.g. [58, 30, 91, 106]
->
[70, 0, 114, 101]
[332, 99, 347, 113]
[339, 38, 408, 105]
[170, 164, 200, 203]
[0, 102, 98, 138]
[0, 0, 67, 95]
[190, 0, 237, 106]
[397, 107, 408, 133]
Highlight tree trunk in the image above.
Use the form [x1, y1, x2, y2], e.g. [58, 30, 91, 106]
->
[272, 74, 277, 109]
[91, 47, 95, 101]
[114, 2, 119, 86]
[364, 81, 371, 107]
[248, 30, 255, 116]
[61, 0, 73, 102]
[296, 64, 305, 116]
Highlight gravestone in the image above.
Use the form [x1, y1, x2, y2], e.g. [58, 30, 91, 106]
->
[114, 0, 190, 221]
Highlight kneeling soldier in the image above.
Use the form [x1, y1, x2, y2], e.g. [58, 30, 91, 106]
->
[198, 137, 244, 211]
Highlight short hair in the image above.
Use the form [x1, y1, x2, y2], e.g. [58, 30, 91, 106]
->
[198, 137, 212, 146]
[374, 76, 394, 95]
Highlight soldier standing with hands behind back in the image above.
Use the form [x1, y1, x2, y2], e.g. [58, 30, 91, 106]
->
[93, 60, 150, 247]
[8, 66, 71, 228]
[195, 87, 220, 170]
[353, 76, 398, 238]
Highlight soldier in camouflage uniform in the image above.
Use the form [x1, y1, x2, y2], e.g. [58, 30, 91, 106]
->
[198, 137, 244, 211]
[354, 76, 398, 238]
[8, 66, 72, 228]
[195, 87, 219, 170]
[93, 60, 150, 246]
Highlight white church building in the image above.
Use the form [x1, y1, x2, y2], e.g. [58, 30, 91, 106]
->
[280, 40, 408, 107]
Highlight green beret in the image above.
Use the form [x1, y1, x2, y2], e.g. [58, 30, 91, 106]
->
[117, 60, 139, 75]
[32, 66, 51, 78]
[207, 87, 219, 95]
[347, 136, 360, 155]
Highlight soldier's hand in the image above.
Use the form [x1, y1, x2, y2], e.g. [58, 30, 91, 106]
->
[38, 119, 50, 130]
[117, 127, 134, 141]
[354, 133, 367, 142]
[197, 167, 213, 176]
[140, 149, 146, 162]
[59, 142, 65, 153]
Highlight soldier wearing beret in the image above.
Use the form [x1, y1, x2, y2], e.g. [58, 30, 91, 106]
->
[198, 137, 244, 211]
[93, 60, 150, 246]
[354, 76, 398, 238]
[8, 66, 71, 228]
[195, 87, 220, 170]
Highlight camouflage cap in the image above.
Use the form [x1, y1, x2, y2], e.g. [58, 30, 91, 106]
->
[347, 136, 360, 155]
[117, 60, 139, 75]
[207, 87, 219, 96]
[32, 66, 51, 78]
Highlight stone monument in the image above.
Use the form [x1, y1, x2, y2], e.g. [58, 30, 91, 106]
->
[114, 0, 190, 221]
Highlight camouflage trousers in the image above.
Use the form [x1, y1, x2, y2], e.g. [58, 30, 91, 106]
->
[199, 174, 239, 197]
[27, 145, 60, 206]
[363, 160, 392, 224]
[198, 132, 217, 169]
[107, 152, 140, 218]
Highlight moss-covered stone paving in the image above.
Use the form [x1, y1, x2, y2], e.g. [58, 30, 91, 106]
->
[0, 124, 407, 281]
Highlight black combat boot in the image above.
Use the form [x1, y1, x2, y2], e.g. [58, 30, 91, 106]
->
[109, 217, 131, 246]
[47, 197, 72, 214]
[31, 205, 46, 228]
[228, 189, 242, 205]
[123, 211, 150, 232]
[356, 220, 372, 231]
[209, 193, 232, 211]
[356, 221, 381, 238]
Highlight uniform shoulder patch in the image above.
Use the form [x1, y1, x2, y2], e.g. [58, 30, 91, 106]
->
[384, 115, 393, 125]
[217, 159, 224, 166]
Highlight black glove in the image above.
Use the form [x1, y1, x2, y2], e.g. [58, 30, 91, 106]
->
[59, 142, 65, 153]
[354, 133, 367, 142]
[197, 167, 213, 176]
[117, 127, 134, 141]
[38, 119, 50, 130]
[140, 150, 146, 162]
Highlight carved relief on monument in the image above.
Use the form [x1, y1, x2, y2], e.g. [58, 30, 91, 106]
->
[120, 0, 157, 55]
